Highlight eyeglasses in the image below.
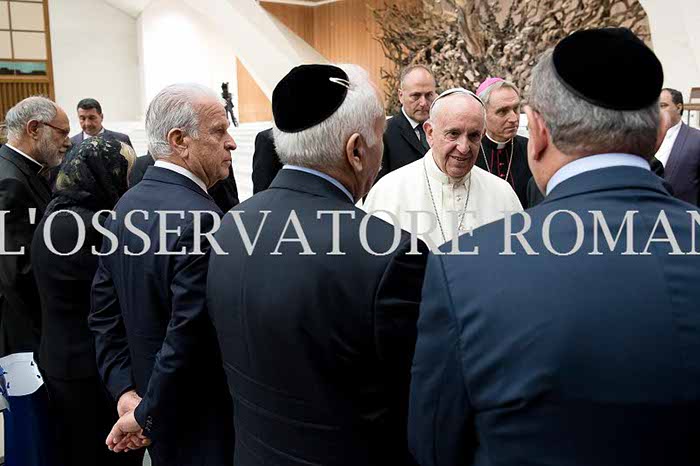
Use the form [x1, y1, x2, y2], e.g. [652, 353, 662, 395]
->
[429, 87, 484, 111]
[41, 122, 70, 138]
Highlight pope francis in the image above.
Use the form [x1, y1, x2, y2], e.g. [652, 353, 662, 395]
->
[363, 88, 522, 249]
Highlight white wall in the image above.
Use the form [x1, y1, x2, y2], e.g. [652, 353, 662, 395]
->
[642, 0, 700, 100]
[139, 0, 237, 113]
[48, 0, 140, 127]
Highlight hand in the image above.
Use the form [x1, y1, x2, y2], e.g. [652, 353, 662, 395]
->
[106, 411, 151, 453]
[117, 390, 142, 417]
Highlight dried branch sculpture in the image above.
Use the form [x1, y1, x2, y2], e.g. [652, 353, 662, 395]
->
[372, 0, 650, 112]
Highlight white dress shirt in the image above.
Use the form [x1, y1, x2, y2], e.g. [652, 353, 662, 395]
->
[546, 153, 650, 195]
[402, 107, 422, 140]
[154, 160, 207, 193]
[654, 120, 682, 167]
[83, 127, 105, 141]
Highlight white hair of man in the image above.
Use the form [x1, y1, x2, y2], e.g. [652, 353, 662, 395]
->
[477, 80, 520, 108]
[5, 95, 57, 142]
[529, 50, 659, 158]
[428, 89, 486, 124]
[273, 64, 384, 171]
[145, 83, 221, 159]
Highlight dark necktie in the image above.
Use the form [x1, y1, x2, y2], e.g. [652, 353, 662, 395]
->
[416, 124, 429, 152]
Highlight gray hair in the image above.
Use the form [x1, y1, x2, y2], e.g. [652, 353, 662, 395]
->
[478, 80, 520, 108]
[399, 64, 435, 89]
[145, 83, 221, 159]
[273, 64, 384, 171]
[529, 50, 659, 158]
[5, 96, 57, 141]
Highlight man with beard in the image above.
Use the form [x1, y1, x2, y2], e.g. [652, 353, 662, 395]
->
[475, 78, 532, 207]
[0, 95, 71, 466]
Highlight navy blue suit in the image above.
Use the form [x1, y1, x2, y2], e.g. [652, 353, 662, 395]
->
[89, 166, 234, 465]
[409, 164, 700, 466]
[208, 168, 427, 466]
[665, 122, 700, 206]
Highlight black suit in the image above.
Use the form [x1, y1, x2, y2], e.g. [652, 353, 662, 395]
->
[32, 209, 143, 466]
[89, 166, 234, 465]
[251, 128, 282, 193]
[0, 144, 51, 356]
[208, 168, 428, 466]
[378, 111, 429, 180]
[129, 155, 240, 211]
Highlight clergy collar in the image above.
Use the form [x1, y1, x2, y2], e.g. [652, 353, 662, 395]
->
[5, 143, 44, 173]
[401, 106, 421, 130]
[485, 132, 510, 149]
[424, 149, 471, 186]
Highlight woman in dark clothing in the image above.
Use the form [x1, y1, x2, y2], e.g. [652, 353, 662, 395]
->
[31, 136, 143, 466]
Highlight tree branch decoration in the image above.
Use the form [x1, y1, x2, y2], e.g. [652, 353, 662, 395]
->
[372, 0, 650, 113]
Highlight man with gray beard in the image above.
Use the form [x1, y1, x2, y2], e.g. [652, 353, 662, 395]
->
[0, 96, 71, 466]
[0, 96, 71, 356]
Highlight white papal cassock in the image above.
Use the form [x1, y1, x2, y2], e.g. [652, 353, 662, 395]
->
[362, 150, 523, 249]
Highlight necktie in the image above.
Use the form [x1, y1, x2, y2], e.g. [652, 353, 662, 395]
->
[416, 124, 429, 152]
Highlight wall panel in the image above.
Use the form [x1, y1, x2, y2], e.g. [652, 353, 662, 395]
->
[0, 80, 50, 117]
[237, 58, 272, 123]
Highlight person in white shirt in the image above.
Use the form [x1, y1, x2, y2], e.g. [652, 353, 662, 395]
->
[363, 88, 522, 250]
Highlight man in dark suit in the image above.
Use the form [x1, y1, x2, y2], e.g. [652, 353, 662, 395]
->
[208, 64, 427, 466]
[378, 64, 436, 180]
[409, 28, 700, 466]
[251, 128, 282, 193]
[656, 87, 700, 205]
[129, 152, 240, 211]
[0, 96, 71, 356]
[0, 96, 71, 466]
[89, 83, 236, 465]
[71, 98, 133, 147]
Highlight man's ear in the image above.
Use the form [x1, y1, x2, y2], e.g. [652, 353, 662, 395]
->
[424, 120, 434, 146]
[524, 106, 548, 161]
[398, 88, 405, 106]
[345, 132, 365, 172]
[26, 120, 41, 140]
[167, 128, 188, 157]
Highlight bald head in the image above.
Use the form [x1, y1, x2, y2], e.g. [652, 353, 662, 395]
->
[399, 66, 437, 123]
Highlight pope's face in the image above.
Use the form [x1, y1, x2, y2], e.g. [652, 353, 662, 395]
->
[425, 95, 485, 179]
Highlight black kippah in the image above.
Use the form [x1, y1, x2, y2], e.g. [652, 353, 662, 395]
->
[272, 64, 350, 133]
[552, 28, 663, 111]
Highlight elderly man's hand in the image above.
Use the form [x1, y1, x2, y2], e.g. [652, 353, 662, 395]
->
[117, 390, 142, 417]
[106, 411, 152, 453]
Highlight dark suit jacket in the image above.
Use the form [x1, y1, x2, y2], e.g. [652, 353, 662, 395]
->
[32, 208, 102, 379]
[70, 128, 132, 149]
[378, 111, 429, 180]
[0, 144, 51, 356]
[251, 128, 282, 194]
[409, 165, 700, 466]
[208, 168, 428, 466]
[665, 122, 700, 205]
[89, 167, 233, 464]
[129, 155, 239, 212]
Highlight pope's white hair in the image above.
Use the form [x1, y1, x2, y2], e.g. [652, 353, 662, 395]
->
[146, 83, 221, 159]
[273, 64, 384, 171]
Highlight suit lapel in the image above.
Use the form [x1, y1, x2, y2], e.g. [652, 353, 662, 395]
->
[396, 112, 425, 155]
[665, 123, 688, 183]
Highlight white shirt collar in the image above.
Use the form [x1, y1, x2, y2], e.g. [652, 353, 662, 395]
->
[546, 153, 650, 195]
[485, 132, 509, 149]
[654, 120, 682, 167]
[282, 165, 354, 202]
[83, 127, 105, 140]
[401, 107, 421, 131]
[154, 160, 208, 193]
[4, 143, 43, 169]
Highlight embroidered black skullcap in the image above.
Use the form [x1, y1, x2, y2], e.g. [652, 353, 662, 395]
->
[273, 64, 349, 133]
[553, 28, 663, 110]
